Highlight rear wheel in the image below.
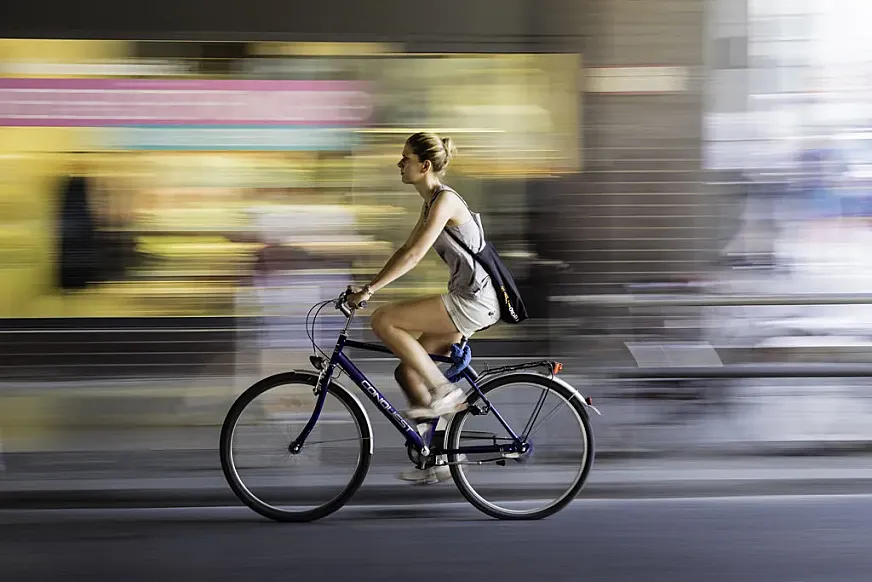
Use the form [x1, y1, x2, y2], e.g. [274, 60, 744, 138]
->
[219, 372, 372, 522]
[446, 373, 594, 520]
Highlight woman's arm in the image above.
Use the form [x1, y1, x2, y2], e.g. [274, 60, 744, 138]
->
[366, 195, 455, 293]
[346, 194, 457, 309]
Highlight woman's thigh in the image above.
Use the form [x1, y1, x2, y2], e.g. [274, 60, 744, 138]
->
[417, 331, 462, 357]
[370, 295, 459, 336]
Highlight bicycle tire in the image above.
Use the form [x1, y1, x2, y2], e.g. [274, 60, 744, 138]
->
[219, 371, 372, 522]
[446, 372, 594, 520]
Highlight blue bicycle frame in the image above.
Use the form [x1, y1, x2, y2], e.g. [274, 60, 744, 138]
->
[291, 315, 526, 458]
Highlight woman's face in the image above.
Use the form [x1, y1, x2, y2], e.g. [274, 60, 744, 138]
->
[397, 143, 427, 184]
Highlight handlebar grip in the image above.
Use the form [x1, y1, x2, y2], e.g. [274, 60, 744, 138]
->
[338, 300, 365, 318]
[337, 288, 366, 318]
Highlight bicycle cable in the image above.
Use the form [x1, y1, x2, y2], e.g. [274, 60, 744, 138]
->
[305, 299, 333, 360]
[305, 291, 358, 381]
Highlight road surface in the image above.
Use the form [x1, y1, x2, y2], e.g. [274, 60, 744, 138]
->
[3, 494, 872, 581]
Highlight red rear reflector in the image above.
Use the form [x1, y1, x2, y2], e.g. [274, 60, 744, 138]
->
[552, 362, 563, 374]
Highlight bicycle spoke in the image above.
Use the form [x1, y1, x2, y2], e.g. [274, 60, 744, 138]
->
[521, 386, 550, 438]
[222, 375, 370, 522]
[300, 437, 362, 446]
[448, 375, 593, 520]
[526, 400, 570, 440]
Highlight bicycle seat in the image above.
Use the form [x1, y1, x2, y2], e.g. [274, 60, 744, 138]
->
[445, 342, 472, 382]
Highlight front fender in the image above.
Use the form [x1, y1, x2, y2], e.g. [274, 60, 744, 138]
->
[292, 368, 375, 455]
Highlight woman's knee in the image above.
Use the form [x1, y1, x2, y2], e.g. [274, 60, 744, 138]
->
[370, 306, 394, 335]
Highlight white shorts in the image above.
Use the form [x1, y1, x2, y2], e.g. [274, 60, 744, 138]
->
[441, 283, 501, 338]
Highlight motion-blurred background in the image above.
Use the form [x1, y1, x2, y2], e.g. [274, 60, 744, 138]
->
[2, 0, 872, 483]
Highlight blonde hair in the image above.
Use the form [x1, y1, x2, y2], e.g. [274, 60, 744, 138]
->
[406, 132, 457, 173]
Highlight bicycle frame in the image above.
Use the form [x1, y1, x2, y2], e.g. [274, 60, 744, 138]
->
[292, 315, 525, 459]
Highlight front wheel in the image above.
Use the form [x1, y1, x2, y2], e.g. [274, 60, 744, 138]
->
[219, 371, 372, 522]
[446, 373, 594, 520]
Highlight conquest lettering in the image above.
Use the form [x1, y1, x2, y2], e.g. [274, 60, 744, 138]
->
[360, 380, 414, 432]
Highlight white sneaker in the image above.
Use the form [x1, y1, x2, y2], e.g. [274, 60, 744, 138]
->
[406, 386, 467, 419]
[397, 454, 467, 485]
[398, 464, 452, 485]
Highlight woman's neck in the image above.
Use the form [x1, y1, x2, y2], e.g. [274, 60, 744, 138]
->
[415, 176, 443, 200]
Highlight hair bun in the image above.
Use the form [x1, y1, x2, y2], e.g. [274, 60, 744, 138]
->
[441, 137, 457, 160]
[406, 132, 457, 174]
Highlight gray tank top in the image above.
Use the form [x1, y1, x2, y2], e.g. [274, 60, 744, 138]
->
[424, 186, 491, 298]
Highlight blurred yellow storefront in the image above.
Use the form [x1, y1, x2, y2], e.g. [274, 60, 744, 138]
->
[0, 39, 580, 341]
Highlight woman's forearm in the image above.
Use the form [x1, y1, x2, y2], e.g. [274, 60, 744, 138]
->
[367, 247, 421, 293]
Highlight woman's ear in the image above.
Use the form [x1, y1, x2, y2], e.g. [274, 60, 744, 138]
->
[421, 159, 432, 174]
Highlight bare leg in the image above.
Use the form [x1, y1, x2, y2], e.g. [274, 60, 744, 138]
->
[370, 296, 461, 406]
[394, 332, 461, 407]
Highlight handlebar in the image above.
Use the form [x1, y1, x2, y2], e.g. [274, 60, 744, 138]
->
[336, 286, 367, 318]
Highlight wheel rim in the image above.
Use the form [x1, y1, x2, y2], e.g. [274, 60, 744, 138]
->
[450, 381, 589, 516]
[226, 382, 365, 516]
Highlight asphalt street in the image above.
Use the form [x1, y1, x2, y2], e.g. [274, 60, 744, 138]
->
[3, 494, 872, 581]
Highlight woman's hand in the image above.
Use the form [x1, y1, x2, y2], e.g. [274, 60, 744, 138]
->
[346, 286, 373, 309]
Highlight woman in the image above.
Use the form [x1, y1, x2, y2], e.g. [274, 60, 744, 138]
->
[346, 132, 500, 421]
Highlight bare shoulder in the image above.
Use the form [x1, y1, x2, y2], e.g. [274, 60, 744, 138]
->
[425, 187, 457, 214]
[440, 188, 472, 225]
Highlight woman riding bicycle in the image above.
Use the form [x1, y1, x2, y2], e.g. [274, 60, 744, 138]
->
[221, 137, 594, 504]
[346, 132, 501, 420]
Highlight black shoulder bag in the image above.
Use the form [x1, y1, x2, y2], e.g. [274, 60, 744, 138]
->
[430, 187, 529, 324]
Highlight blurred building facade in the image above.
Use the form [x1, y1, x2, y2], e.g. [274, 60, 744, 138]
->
[2, 0, 870, 379]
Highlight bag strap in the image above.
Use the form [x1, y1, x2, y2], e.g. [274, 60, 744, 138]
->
[426, 185, 486, 270]
[424, 185, 470, 219]
[443, 225, 478, 258]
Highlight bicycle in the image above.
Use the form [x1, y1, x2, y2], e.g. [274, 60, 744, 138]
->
[220, 288, 600, 522]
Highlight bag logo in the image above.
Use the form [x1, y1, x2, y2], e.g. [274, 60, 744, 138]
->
[501, 285, 518, 321]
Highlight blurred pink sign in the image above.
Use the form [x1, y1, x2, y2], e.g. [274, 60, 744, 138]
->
[0, 78, 372, 126]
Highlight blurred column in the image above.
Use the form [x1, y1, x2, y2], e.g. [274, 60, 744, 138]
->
[705, 0, 752, 253]
[708, 0, 751, 139]
[553, 0, 709, 294]
[536, 0, 712, 363]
